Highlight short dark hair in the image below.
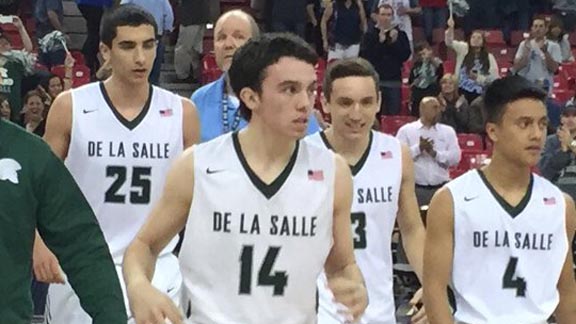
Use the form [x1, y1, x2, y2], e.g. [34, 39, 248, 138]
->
[100, 5, 158, 47]
[228, 33, 318, 121]
[482, 75, 547, 124]
[414, 41, 431, 54]
[322, 58, 380, 102]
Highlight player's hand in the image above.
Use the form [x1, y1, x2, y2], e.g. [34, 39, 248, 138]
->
[409, 288, 428, 324]
[128, 281, 183, 324]
[328, 275, 368, 322]
[33, 237, 65, 284]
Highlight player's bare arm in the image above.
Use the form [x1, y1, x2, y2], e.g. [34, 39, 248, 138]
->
[181, 98, 200, 149]
[123, 148, 195, 324]
[397, 144, 426, 280]
[423, 187, 455, 324]
[43, 90, 73, 160]
[32, 91, 74, 284]
[396, 143, 427, 323]
[324, 154, 368, 321]
[554, 193, 576, 324]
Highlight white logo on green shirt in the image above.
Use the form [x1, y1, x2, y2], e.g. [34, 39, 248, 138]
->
[0, 158, 21, 184]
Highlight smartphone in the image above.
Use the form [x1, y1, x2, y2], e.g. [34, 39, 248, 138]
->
[0, 15, 13, 24]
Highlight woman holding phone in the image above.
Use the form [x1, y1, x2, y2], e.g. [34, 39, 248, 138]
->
[445, 17, 500, 103]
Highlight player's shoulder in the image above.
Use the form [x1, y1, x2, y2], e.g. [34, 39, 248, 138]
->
[531, 172, 564, 197]
[69, 81, 101, 96]
[301, 135, 335, 158]
[195, 132, 234, 153]
[445, 169, 481, 196]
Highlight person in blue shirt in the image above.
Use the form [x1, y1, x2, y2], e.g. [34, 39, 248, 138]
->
[192, 10, 321, 142]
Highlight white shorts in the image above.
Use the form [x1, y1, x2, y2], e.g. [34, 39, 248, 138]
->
[45, 253, 182, 324]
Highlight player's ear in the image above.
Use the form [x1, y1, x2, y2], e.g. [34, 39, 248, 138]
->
[485, 121, 498, 143]
[321, 93, 330, 115]
[100, 42, 111, 62]
[239, 87, 260, 113]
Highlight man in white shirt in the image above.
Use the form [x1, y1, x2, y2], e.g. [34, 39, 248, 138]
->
[513, 16, 562, 94]
[396, 96, 461, 206]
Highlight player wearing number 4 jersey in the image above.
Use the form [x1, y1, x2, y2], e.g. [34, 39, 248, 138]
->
[306, 58, 427, 324]
[35, 6, 199, 323]
[123, 33, 367, 324]
[424, 76, 576, 324]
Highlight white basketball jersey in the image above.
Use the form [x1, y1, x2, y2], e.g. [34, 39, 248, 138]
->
[178, 133, 335, 324]
[307, 131, 402, 324]
[65, 82, 184, 263]
[447, 170, 569, 324]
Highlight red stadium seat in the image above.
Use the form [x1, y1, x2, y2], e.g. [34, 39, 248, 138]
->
[552, 89, 573, 103]
[51, 64, 91, 87]
[457, 133, 484, 151]
[443, 60, 455, 74]
[484, 30, 505, 45]
[380, 115, 416, 135]
[70, 50, 85, 66]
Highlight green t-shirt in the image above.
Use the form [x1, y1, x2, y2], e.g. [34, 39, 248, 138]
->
[0, 57, 25, 121]
[0, 119, 127, 324]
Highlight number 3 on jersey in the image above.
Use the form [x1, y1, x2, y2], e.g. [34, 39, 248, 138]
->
[239, 245, 288, 296]
[351, 212, 367, 249]
[105, 166, 151, 204]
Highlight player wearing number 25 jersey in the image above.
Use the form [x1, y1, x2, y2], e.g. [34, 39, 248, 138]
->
[123, 34, 368, 324]
[39, 6, 199, 323]
[306, 58, 426, 324]
[424, 76, 576, 324]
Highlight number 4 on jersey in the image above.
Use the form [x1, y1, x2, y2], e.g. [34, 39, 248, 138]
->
[239, 246, 288, 296]
[502, 257, 527, 297]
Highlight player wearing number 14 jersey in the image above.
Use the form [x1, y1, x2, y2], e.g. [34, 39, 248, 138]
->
[306, 58, 427, 324]
[122, 34, 368, 324]
[424, 76, 576, 324]
[38, 6, 199, 323]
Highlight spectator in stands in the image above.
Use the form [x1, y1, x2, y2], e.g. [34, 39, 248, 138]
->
[499, 0, 530, 47]
[445, 17, 499, 103]
[269, 0, 309, 38]
[119, 0, 174, 85]
[374, 0, 421, 48]
[552, 0, 576, 33]
[0, 17, 35, 121]
[467, 95, 486, 134]
[409, 41, 443, 117]
[174, 0, 219, 83]
[420, 0, 447, 45]
[35, 0, 67, 68]
[463, 0, 499, 37]
[548, 16, 575, 63]
[306, 0, 326, 57]
[75, 0, 112, 79]
[321, 0, 367, 60]
[362, 3, 411, 116]
[514, 16, 562, 94]
[0, 94, 10, 120]
[22, 90, 47, 136]
[38, 70, 72, 107]
[437, 73, 469, 133]
[191, 10, 320, 142]
[396, 96, 461, 206]
[539, 104, 576, 200]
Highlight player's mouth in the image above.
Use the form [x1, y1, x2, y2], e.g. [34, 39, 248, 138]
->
[526, 145, 542, 152]
[133, 68, 147, 76]
[345, 121, 366, 131]
[293, 117, 308, 125]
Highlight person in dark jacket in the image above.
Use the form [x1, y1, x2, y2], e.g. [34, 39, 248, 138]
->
[409, 41, 443, 117]
[362, 3, 411, 116]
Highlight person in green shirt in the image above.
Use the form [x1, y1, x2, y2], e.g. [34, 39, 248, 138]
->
[0, 118, 127, 324]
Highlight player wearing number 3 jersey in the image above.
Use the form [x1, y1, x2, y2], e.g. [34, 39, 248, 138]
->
[306, 58, 427, 324]
[424, 76, 576, 324]
[37, 6, 200, 323]
[123, 33, 368, 324]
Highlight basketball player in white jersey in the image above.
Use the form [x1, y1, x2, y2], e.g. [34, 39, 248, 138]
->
[424, 75, 576, 324]
[33, 5, 199, 323]
[122, 33, 367, 324]
[306, 58, 427, 324]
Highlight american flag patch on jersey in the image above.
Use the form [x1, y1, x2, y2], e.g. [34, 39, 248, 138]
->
[160, 108, 173, 117]
[543, 197, 556, 205]
[381, 151, 393, 159]
[308, 170, 324, 181]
